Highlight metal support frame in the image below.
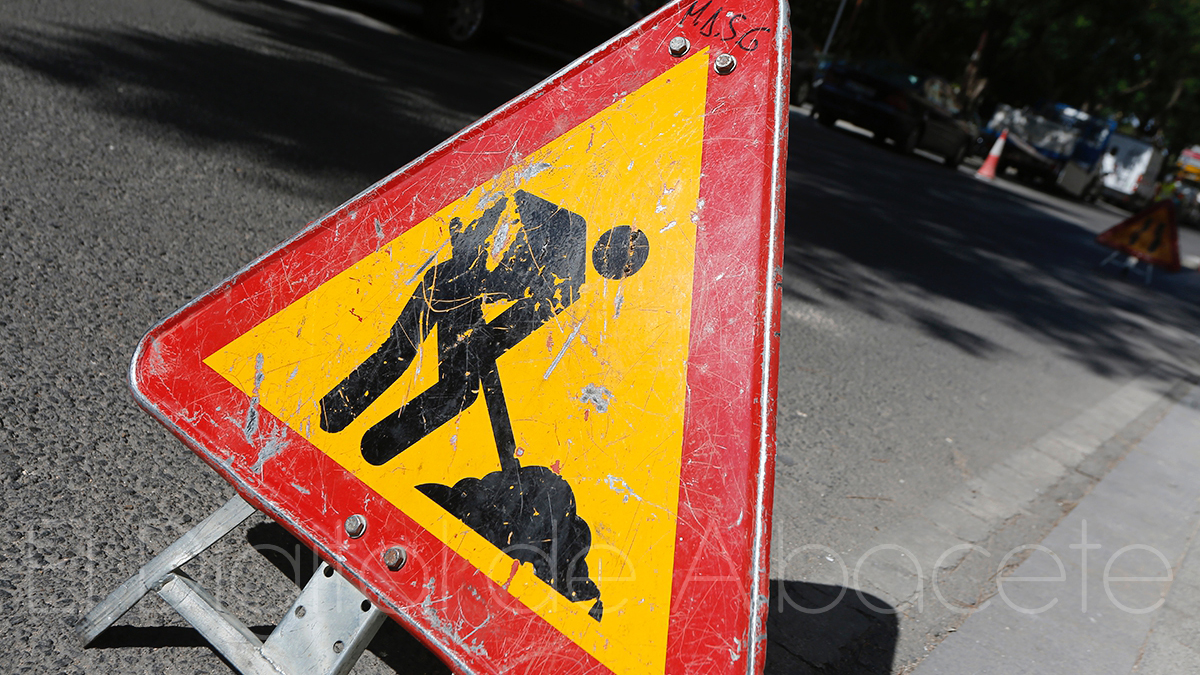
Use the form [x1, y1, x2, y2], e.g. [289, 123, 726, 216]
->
[1100, 251, 1154, 284]
[79, 495, 387, 675]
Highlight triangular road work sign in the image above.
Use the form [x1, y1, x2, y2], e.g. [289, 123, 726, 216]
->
[130, 1, 790, 672]
[1096, 200, 1182, 272]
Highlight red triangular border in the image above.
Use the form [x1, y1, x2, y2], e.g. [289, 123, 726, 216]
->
[129, 1, 791, 672]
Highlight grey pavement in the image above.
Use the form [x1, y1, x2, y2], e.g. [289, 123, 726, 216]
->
[915, 384, 1200, 674]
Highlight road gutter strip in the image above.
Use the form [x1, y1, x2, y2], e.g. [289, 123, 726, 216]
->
[813, 371, 1191, 671]
[911, 380, 1200, 673]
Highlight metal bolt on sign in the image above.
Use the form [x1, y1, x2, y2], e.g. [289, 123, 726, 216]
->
[668, 36, 690, 57]
[344, 514, 366, 538]
[714, 53, 737, 74]
[383, 546, 408, 571]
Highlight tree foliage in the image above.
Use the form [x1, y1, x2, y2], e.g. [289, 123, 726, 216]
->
[793, 0, 1200, 153]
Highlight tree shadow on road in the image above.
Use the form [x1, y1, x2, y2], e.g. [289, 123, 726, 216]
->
[0, 0, 555, 203]
[765, 580, 898, 674]
[87, 525, 902, 674]
[783, 111, 1200, 383]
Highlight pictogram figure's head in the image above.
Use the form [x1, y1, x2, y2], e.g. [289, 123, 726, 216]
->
[592, 226, 650, 280]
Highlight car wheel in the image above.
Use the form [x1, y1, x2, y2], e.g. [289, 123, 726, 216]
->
[791, 80, 811, 106]
[424, 0, 487, 45]
[815, 108, 836, 127]
[897, 126, 921, 154]
[944, 141, 967, 168]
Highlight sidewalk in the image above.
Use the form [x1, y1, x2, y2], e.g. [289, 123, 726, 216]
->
[915, 385, 1200, 674]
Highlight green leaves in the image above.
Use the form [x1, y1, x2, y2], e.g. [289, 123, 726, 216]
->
[797, 0, 1200, 152]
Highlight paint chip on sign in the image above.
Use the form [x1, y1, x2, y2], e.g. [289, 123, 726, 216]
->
[581, 384, 614, 413]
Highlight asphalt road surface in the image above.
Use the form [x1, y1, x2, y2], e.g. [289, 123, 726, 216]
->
[771, 109, 1200, 672]
[4, 1, 1200, 673]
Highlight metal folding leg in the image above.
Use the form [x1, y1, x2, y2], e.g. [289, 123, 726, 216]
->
[78, 495, 257, 645]
[1099, 252, 1154, 284]
[79, 495, 387, 675]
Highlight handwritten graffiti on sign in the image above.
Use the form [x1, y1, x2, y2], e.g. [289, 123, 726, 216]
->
[203, 49, 710, 674]
[679, 0, 773, 51]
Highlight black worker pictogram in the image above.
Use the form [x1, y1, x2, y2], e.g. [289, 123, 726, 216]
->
[318, 189, 651, 621]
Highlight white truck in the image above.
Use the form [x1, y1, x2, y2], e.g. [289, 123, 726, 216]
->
[983, 103, 1117, 199]
[1099, 133, 1167, 211]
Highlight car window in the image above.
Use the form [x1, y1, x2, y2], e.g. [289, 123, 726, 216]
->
[922, 78, 961, 115]
[944, 88, 961, 116]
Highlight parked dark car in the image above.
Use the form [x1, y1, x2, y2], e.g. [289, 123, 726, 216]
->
[812, 59, 976, 167]
[421, 0, 668, 50]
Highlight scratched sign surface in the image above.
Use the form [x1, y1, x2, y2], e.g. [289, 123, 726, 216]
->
[208, 56, 704, 671]
[131, 1, 790, 673]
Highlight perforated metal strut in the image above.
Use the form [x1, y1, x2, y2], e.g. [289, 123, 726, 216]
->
[79, 495, 386, 675]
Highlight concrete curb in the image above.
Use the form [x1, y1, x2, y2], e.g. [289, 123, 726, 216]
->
[914, 384, 1200, 673]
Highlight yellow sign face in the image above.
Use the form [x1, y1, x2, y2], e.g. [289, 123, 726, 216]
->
[204, 50, 709, 673]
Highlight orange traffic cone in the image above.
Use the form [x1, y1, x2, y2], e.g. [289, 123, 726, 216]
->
[975, 129, 1008, 181]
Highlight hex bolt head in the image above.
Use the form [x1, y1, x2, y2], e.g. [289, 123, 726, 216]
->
[383, 546, 408, 572]
[668, 36, 690, 57]
[344, 514, 367, 539]
[714, 53, 737, 75]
